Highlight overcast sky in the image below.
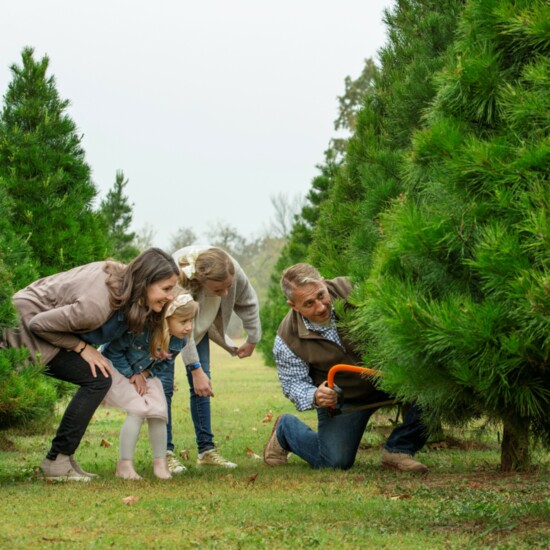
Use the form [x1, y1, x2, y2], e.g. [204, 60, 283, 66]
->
[1, 1, 394, 250]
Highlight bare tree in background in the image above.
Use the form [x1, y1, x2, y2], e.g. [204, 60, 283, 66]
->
[268, 192, 304, 239]
[206, 220, 247, 259]
[170, 226, 198, 252]
[133, 223, 156, 251]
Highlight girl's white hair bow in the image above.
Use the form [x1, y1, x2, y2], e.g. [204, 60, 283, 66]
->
[180, 249, 201, 279]
[165, 292, 194, 317]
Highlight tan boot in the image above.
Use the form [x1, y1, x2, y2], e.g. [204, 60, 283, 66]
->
[70, 455, 98, 478]
[263, 415, 291, 466]
[39, 454, 90, 482]
[152, 457, 172, 480]
[381, 450, 428, 474]
[115, 459, 142, 480]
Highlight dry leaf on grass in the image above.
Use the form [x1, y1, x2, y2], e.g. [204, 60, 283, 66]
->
[261, 411, 273, 423]
[179, 449, 189, 461]
[246, 447, 262, 460]
[246, 473, 258, 484]
[122, 496, 139, 505]
[100, 439, 112, 447]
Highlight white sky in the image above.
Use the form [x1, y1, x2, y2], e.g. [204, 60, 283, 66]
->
[1, 0, 393, 250]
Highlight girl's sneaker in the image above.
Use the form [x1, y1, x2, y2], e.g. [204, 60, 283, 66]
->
[196, 448, 237, 469]
[166, 450, 187, 474]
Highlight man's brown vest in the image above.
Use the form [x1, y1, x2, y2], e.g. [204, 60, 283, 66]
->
[277, 277, 381, 403]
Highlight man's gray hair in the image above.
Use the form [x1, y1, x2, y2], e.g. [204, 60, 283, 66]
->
[280, 263, 323, 301]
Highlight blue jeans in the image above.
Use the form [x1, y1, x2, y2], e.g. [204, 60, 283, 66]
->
[276, 402, 428, 470]
[187, 335, 215, 453]
[156, 362, 176, 452]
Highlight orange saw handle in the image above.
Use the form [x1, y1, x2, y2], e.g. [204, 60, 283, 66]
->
[327, 364, 381, 416]
[327, 364, 380, 389]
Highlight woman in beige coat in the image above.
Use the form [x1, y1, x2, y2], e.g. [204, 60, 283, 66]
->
[3, 248, 179, 481]
[169, 245, 261, 470]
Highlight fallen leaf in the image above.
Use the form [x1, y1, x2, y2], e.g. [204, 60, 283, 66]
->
[122, 496, 139, 505]
[261, 411, 273, 423]
[246, 473, 258, 484]
[179, 449, 189, 461]
[246, 447, 262, 460]
[100, 439, 112, 447]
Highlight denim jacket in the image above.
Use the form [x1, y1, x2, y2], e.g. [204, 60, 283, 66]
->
[102, 328, 186, 379]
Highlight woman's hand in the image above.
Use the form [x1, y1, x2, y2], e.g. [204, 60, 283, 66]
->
[191, 368, 214, 397]
[130, 373, 148, 396]
[77, 343, 113, 378]
[236, 342, 256, 359]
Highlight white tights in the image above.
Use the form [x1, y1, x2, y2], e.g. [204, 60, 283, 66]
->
[119, 414, 167, 460]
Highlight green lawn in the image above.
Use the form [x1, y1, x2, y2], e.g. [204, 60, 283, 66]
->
[1, 344, 549, 549]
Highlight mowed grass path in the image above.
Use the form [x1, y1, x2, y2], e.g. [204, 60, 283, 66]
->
[1, 343, 549, 549]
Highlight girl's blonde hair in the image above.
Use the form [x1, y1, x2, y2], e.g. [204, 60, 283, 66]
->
[176, 247, 235, 295]
[150, 286, 198, 356]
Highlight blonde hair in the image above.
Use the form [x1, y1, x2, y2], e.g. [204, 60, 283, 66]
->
[280, 263, 323, 301]
[149, 286, 198, 357]
[176, 247, 235, 295]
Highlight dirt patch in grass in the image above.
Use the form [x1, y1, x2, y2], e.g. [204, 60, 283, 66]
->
[0, 435, 17, 452]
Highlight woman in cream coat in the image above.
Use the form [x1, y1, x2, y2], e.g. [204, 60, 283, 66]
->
[166, 245, 261, 470]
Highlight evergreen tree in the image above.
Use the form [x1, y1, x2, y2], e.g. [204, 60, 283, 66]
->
[352, 0, 550, 470]
[309, 0, 465, 277]
[0, 47, 110, 276]
[99, 170, 140, 262]
[256, 56, 377, 365]
[0, 182, 57, 428]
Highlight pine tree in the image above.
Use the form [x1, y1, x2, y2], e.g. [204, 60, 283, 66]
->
[0, 47, 110, 276]
[353, 0, 550, 470]
[0, 182, 57, 428]
[256, 56, 378, 365]
[309, 0, 465, 277]
[100, 170, 140, 262]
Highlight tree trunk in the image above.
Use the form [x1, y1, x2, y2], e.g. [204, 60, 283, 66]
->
[500, 417, 529, 472]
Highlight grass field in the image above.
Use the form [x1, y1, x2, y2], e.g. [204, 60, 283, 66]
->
[1, 343, 549, 549]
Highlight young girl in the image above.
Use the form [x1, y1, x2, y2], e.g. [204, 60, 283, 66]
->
[167, 245, 261, 470]
[101, 287, 198, 480]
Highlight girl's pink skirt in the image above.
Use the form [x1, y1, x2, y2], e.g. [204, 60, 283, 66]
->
[102, 368, 168, 422]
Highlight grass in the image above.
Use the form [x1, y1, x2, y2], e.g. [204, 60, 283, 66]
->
[1, 343, 549, 549]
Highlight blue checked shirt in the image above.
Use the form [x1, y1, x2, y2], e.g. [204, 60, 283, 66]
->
[273, 310, 343, 411]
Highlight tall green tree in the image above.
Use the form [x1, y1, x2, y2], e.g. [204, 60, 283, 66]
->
[0, 47, 110, 276]
[100, 170, 140, 262]
[0, 183, 57, 428]
[310, 0, 465, 277]
[256, 55, 380, 365]
[351, 0, 550, 471]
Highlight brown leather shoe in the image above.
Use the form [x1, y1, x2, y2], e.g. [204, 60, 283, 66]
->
[381, 450, 428, 473]
[263, 415, 290, 466]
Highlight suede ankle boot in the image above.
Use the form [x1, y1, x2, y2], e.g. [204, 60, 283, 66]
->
[152, 457, 172, 480]
[115, 459, 142, 480]
[39, 454, 90, 482]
